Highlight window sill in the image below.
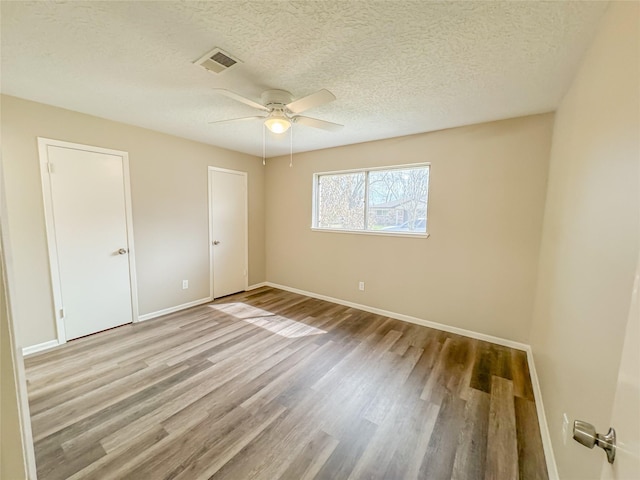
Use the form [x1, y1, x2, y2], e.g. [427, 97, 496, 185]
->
[310, 227, 430, 239]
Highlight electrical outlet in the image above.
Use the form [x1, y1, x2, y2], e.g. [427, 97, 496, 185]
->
[358, 281, 365, 291]
[182, 280, 188, 289]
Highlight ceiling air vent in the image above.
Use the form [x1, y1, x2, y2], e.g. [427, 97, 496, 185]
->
[194, 47, 241, 74]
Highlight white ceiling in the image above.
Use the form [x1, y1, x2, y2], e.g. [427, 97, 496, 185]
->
[1, 1, 608, 158]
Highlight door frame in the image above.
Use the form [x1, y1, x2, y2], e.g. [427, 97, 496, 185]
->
[38, 137, 139, 344]
[207, 166, 248, 299]
[0, 157, 38, 478]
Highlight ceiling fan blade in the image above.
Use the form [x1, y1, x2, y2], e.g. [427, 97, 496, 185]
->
[208, 116, 265, 125]
[293, 115, 343, 132]
[286, 89, 336, 114]
[212, 89, 269, 112]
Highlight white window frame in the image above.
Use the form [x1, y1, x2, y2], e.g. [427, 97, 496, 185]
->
[311, 162, 430, 238]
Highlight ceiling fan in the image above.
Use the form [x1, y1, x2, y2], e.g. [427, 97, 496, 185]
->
[210, 88, 343, 134]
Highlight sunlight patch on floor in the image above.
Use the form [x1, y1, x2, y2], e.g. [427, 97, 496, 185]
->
[209, 302, 326, 338]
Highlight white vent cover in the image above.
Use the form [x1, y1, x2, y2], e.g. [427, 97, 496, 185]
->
[194, 47, 241, 74]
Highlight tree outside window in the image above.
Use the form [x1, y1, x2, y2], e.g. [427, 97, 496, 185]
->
[314, 164, 429, 235]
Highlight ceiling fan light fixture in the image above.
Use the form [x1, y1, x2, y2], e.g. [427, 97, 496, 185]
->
[264, 116, 291, 134]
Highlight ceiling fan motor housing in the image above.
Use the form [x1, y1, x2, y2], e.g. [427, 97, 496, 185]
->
[262, 89, 294, 111]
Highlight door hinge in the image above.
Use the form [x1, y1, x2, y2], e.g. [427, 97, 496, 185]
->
[47, 163, 54, 174]
[59, 307, 65, 319]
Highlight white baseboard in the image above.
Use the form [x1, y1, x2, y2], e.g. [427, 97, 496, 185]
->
[246, 282, 267, 291]
[265, 282, 528, 351]
[22, 339, 59, 357]
[264, 281, 558, 478]
[137, 296, 213, 322]
[525, 347, 559, 480]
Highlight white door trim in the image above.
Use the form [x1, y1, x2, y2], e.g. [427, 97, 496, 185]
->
[207, 166, 249, 299]
[37, 137, 139, 345]
[0, 157, 38, 479]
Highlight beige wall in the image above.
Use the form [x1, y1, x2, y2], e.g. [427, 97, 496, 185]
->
[266, 114, 553, 343]
[530, 2, 639, 479]
[1, 95, 265, 348]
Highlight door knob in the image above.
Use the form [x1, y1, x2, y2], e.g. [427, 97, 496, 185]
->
[213, 240, 220, 245]
[117, 248, 128, 255]
[573, 420, 616, 464]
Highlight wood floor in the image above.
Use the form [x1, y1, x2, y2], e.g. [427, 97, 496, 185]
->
[25, 287, 548, 480]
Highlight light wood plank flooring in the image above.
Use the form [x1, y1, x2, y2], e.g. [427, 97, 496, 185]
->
[25, 287, 548, 479]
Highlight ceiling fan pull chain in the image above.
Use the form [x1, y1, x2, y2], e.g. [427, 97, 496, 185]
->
[290, 123, 293, 168]
[262, 124, 266, 166]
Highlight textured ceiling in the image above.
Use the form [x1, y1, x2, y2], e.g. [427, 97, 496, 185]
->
[1, 1, 608, 157]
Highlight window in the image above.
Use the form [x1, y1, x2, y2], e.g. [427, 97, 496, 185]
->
[313, 164, 430, 235]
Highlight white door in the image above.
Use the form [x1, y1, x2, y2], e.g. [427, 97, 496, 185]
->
[40, 139, 137, 341]
[600, 255, 640, 479]
[209, 167, 247, 298]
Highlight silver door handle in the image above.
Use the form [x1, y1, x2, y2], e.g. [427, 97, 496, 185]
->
[573, 420, 616, 464]
[117, 248, 128, 255]
[213, 240, 220, 245]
